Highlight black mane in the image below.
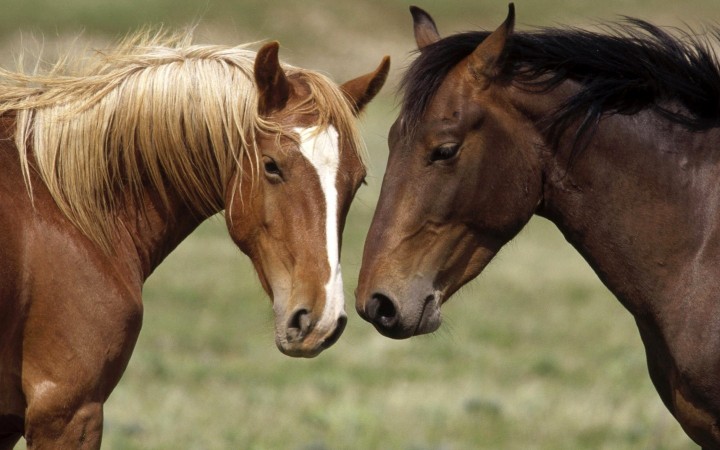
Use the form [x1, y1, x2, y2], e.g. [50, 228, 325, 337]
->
[401, 19, 720, 156]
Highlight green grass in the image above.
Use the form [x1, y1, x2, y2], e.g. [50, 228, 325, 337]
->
[7, 1, 718, 448]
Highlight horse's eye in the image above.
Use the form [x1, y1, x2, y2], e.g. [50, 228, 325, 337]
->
[265, 161, 280, 174]
[430, 143, 461, 162]
[263, 156, 283, 181]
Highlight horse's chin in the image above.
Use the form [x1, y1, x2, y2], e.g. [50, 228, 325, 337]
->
[274, 335, 336, 358]
[276, 341, 324, 358]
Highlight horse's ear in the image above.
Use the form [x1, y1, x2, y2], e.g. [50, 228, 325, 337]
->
[254, 41, 290, 116]
[340, 56, 390, 115]
[468, 3, 515, 78]
[410, 6, 441, 49]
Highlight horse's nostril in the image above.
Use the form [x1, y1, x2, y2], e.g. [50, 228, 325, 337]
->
[369, 293, 398, 329]
[287, 308, 312, 342]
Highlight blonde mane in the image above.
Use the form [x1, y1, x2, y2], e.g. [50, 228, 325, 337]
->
[0, 30, 366, 250]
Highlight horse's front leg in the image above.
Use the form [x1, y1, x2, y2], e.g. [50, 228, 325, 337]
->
[24, 399, 104, 449]
[21, 286, 143, 449]
[637, 314, 720, 448]
[22, 325, 141, 449]
[0, 433, 21, 450]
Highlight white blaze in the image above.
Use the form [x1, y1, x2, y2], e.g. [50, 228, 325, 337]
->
[295, 126, 345, 328]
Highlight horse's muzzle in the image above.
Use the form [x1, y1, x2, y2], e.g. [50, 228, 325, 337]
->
[357, 288, 441, 339]
[276, 311, 347, 358]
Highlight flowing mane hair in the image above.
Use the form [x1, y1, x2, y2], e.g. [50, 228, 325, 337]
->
[401, 19, 720, 160]
[0, 30, 366, 250]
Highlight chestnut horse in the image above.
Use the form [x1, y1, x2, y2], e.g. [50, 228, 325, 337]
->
[0, 31, 389, 449]
[356, 4, 720, 448]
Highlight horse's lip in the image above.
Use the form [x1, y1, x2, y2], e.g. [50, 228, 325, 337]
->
[413, 293, 441, 336]
[320, 315, 347, 349]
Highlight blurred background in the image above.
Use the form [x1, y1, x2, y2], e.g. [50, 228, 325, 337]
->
[8, 1, 720, 448]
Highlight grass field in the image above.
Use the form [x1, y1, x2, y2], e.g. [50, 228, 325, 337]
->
[6, 0, 720, 448]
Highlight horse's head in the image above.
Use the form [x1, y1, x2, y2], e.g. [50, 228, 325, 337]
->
[356, 5, 543, 338]
[227, 42, 389, 357]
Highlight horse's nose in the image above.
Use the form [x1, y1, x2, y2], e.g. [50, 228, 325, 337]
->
[365, 292, 400, 331]
[286, 307, 312, 343]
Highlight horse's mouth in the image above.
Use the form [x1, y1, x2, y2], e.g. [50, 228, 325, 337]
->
[320, 314, 347, 349]
[413, 293, 442, 336]
[276, 315, 347, 358]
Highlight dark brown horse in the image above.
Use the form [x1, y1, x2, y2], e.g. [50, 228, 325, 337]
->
[0, 32, 388, 449]
[356, 4, 720, 448]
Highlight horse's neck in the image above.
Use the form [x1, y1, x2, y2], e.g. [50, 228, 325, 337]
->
[117, 187, 214, 280]
[2, 112, 219, 282]
[539, 107, 720, 315]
